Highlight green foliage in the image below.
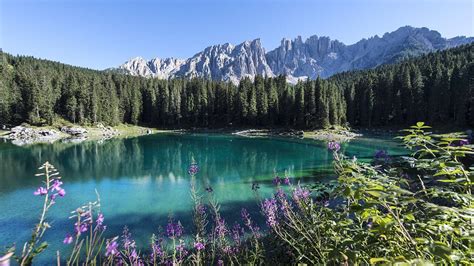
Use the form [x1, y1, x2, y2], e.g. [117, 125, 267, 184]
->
[0, 51, 345, 129]
[266, 123, 473, 264]
[333, 43, 474, 126]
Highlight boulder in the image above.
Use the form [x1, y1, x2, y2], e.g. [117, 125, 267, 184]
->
[5, 126, 61, 145]
[61, 126, 88, 136]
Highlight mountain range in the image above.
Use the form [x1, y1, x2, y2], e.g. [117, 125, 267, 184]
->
[117, 26, 474, 84]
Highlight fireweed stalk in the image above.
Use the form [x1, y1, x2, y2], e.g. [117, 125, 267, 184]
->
[262, 170, 331, 263]
[65, 192, 107, 265]
[19, 162, 65, 266]
[189, 159, 208, 266]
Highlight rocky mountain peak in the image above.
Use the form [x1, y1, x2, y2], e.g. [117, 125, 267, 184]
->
[117, 26, 474, 84]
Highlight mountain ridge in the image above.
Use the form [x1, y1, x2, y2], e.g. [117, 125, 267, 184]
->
[117, 26, 474, 83]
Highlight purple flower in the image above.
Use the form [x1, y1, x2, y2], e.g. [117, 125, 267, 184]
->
[51, 179, 63, 191]
[57, 188, 66, 197]
[231, 223, 243, 243]
[152, 242, 164, 258]
[50, 193, 58, 201]
[177, 247, 189, 262]
[293, 186, 310, 202]
[275, 188, 286, 200]
[283, 176, 291, 185]
[366, 221, 373, 229]
[105, 240, 119, 257]
[122, 226, 136, 250]
[96, 213, 104, 226]
[223, 245, 234, 255]
[78, 223, 88, 233]
[217, 259, 224, 266]
[328, 141, 341, 152]
[63, 234, 73, 244]
[188, 163, 199, 175]
[273, 176, 281, 186]
[215, 218, 228, 238]
[130, 249, 138, 260]
[33, 187, 47, 196]
[75, 222, 88, 234]
[194, 242, 205, 251]
[175, 243, 188, 259]
[197, 204, 206, 215]
[262, 198, 278, 227]
[166, 221, 184, 238]
[460, 139, 469, 146]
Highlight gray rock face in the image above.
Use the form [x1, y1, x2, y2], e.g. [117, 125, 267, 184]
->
[266, 35, 347, 79]
[266, 26, 474, 80]
[119, 57, 185, 79]
[176, 39, 274, 84]
[117, 26, 474, 83]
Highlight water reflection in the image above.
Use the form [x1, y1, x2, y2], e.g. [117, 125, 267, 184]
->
[0, 134, 336, 193]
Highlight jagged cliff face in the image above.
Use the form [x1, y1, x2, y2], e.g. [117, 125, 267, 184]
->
[266, 26, 474, 80]
[119, 57, 185, 79]
[176, 39, 274, 84]
[117, 26, 474, 83]
[265, 36, 346, 79]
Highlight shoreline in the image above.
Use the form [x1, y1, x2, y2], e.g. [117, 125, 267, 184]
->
[0, 124, 167, 146]
[1, 124, 372, 146]
[166, 127, 361, 142]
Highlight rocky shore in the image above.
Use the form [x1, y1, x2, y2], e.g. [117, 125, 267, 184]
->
[305, 128, 361, 142]
[180, 127, 360, 142]
[2, 126, 65, 146]
[233, 129, 305, 138]
[232, 127, 361, 142]
[1, 124, 155, 146]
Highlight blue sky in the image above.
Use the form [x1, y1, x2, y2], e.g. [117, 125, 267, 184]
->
[1, 0, 472, 70]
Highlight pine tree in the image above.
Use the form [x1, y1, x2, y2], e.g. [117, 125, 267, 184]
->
[295, 83, 305, 128]
[255, 75, 268, 125]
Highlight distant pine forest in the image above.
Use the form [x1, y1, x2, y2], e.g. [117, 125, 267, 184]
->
[0, 44, 472, 129]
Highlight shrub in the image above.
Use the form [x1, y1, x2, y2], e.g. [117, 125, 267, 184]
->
[263, 122, 473, 264]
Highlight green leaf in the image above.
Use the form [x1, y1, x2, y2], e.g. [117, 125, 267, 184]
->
[370, 257, 389, 264]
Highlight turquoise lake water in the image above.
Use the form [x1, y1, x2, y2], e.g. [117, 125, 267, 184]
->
[0, 133, 406, 263]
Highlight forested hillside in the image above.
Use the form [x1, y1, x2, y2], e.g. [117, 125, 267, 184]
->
[332, 43, 474, 127]
[0, 44, 472, 129]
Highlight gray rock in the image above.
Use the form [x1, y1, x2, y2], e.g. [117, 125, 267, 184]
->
[116, 26, 473, 84]
[119, 57, 185, 79]
[5, 126, 61, 145]
[61, 126, 88, 136]
[176, 39, 274, 84]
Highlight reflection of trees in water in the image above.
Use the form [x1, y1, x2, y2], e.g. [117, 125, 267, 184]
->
[0, 135, 331, 192]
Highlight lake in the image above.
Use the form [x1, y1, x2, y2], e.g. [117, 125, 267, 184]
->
[0, 133, 406, 263]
